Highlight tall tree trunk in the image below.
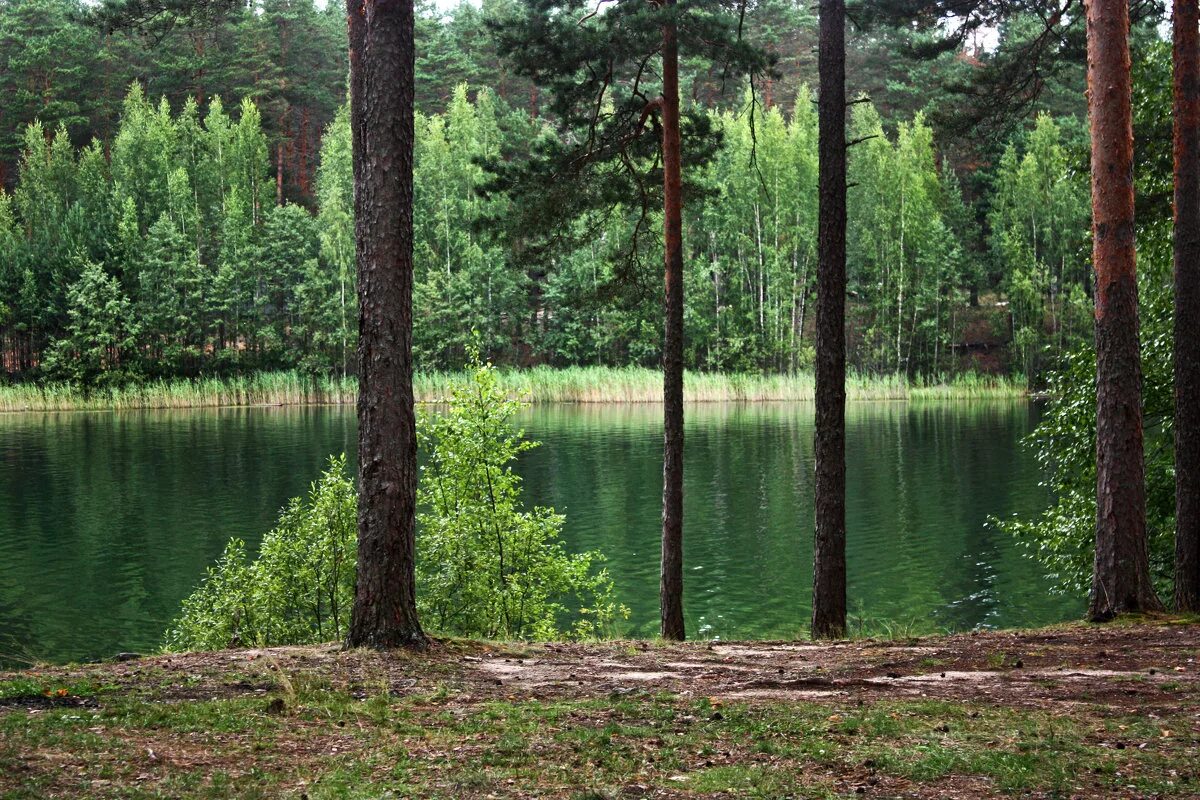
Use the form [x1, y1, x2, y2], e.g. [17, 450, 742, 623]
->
[346, 0, 427, 649]
[660, 0, 686, 641]
[276, 140, 284, 207]
[1175, 0, 1200, 611]
[299, 107, 312, 199]
[1085, 0, 1163, 620]
[812, 0, 847, 639]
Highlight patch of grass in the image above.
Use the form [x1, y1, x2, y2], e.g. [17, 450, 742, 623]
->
[686, 764, 829, 797]
[0, 676, 110, 701]
[844, 603, 955, 641]
[99, 696, 284, 735]
[1, 662, 1195, 799]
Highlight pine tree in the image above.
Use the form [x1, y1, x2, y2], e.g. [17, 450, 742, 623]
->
[1174, 0, 1200, 611]
[0, 0, 96, 185]
[12, 123, 83, 354]
[493, 0, 769, 641]
[812, 0, 848, 640]
[345, 0, 428, 650]
[257, 203, 318, 363]
[1085, 0, 1163, 620]
[137, 213, 201, 373]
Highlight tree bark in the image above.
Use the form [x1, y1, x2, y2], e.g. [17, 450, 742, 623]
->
[346, 0, 427, 649]
[1085, 0, 1163, 621]
[660, 0, 686, 641]
[1175, 0, 1200, 612]
[812, 0, 847, 640]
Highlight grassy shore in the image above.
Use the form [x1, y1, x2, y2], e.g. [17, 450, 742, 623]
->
[0, 367, 1026, 413]
[0, 621, 1196, 798]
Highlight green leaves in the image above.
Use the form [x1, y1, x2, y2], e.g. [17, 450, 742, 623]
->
[987, 113, 1091, 385]
[165, 455, 358, 651]
[846, 105, 965, 375]
[41, 260, 140, 386]
[416, 359, 626, 640]
[167, 366, 627, 651]
[413, 87, 527, 368]
[996, 44, 1180, 598]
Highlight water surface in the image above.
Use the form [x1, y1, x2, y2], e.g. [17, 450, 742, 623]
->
[0, 400, 1077, 664]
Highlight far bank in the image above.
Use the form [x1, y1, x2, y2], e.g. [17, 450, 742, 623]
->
[0, 366, 1027, 413]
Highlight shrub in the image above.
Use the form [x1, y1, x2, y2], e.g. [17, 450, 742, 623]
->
[166, 362, 625, 651]
[415, 360, 626, 640]
[164, 455, 357, 650]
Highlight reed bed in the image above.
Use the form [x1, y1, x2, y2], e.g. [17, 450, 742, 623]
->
[0, 372, 356, 413]
[0, 367, 1026, 413]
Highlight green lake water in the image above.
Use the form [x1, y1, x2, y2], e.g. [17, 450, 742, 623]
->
[0, 400, 1080, 665]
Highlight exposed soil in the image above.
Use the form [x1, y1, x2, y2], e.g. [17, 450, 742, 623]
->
[25, 621, 1192, 711]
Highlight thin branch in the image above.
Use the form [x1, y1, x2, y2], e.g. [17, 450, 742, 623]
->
[577, 0, 616, 26]
[846, 134, 879, 148]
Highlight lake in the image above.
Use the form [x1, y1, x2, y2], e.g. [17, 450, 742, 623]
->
[0, 400, 1079, 665]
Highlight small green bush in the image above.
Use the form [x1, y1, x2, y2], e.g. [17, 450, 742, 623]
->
[165, 455, 357, 650]
[166, 362, 625, 651]
[415, 360, 626, 640]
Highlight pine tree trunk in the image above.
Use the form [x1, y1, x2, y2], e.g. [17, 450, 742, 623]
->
[1085, 0, 1163, 620]
[812, 0, 847, 639]
[346, 0, 427, 649]
[660, 0, 686, 641]
[1174, 0, 1200, 611]
[276, 140, 284, 207]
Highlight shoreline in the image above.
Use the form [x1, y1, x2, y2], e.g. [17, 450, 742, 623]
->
[0, 367, 1027, 414]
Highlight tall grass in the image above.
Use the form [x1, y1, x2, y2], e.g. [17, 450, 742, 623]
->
[0, 367, 1026, 413]
[0, 372, 357, 413]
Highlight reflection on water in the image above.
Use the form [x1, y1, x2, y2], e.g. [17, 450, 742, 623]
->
[0, 400, 1078, 664]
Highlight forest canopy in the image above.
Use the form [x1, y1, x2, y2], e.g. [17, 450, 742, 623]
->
[0, 0, 1161, 387]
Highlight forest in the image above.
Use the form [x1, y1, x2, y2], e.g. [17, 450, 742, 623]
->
[2, 0, 1200, 795]
[0, 0, 1116, 386]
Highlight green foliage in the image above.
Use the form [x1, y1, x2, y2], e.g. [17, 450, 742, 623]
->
[415, 359, 627, 640]
[846, 107, 967, 375]
[996, 223, 1176, 596]
[997, 288, 1176, 596]
[41, 261, 140, 386]
[313, 105, 356, 377]
[165, 454, 358, 650]
[413, 86, 528, 367]
[166, 366, 626, 651]
[987, 113, 1091, 384]
[0, 0, 93, 166]
[0, 4, 1123, 385]
[688, 91, 819, 372]
[996, 43, 1177, 596]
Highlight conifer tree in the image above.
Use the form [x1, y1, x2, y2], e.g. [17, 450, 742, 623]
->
[344, 0, 428, 650]
[812, 0, 847, 640]
[1085, 0, 1162, 620]
[1174, 0, 1200, 611]
[0, 0, 95, 184]
[43, 261, 139, 384]
[493, 0, 768, 641]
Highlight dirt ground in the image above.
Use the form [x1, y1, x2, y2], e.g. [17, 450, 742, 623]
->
[2, 622, 1198, 799]
[22, 621, 1193, 711]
